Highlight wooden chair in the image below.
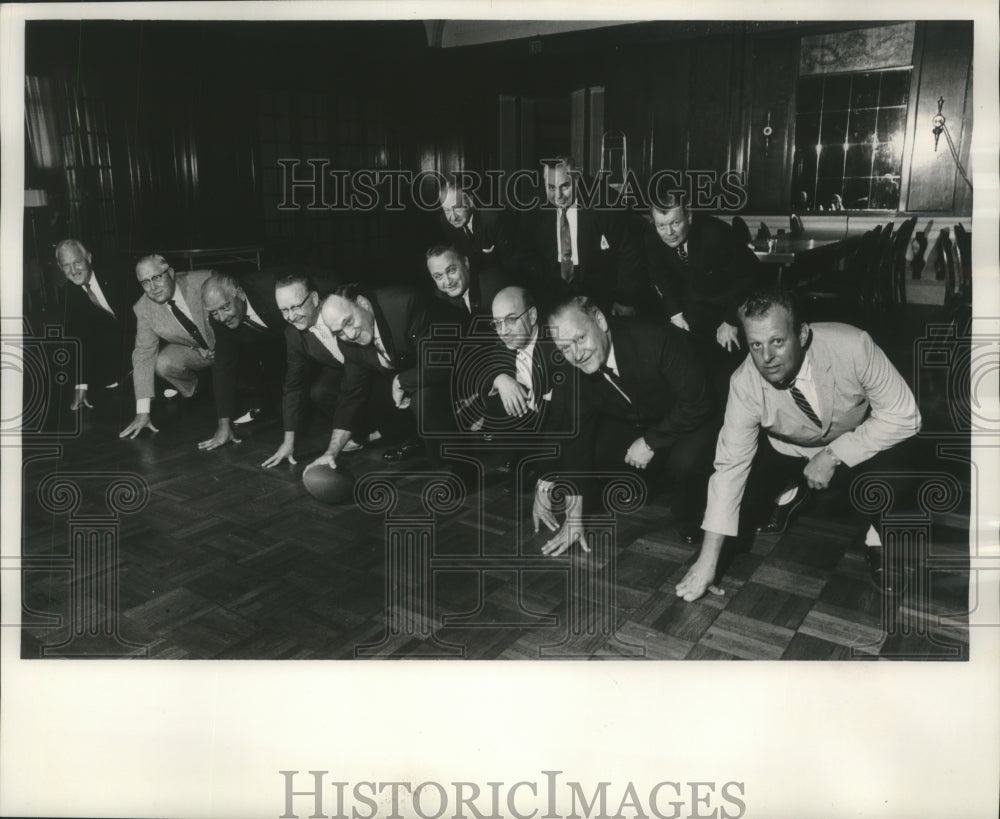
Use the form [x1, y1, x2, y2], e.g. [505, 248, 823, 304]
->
[890, 216, 917, 308]
[799, 225, 882, 328]
[939, 228, 971, 331]
[731, 215, 752, 246]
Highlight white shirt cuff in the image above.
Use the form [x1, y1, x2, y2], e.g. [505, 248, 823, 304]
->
[136, 398, 152, 414]
[76, 384, 88, 390]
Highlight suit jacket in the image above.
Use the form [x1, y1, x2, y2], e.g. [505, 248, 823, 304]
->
[433, 268, 511, 332]
[437, 208, 515, 278]
[644, 214, 760, 333]
[131, 269, 216, 401]
[332, 286, 444, 432]
[61, 270, 132, 386]
[519, 204, 645, 309]
[210, 271, 286, 419]
[703, 323, 922, 536]
[561, 317, 716, 473]
[282, 320, 346, 433]
[479, 332, 574, 435]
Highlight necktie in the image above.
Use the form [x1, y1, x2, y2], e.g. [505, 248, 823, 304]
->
[373, 336, 392, 369]
[677, 244, 689, 265]
[167, 299, 209, 349]
[464, 224, 474, 240]
[242, 315, 267, 332]
[559, 208, 575, 281]
[83, 283, 114, 317]
[599, 365, 632, 404]
[515, 349, 536, 410]
[789, 384, 822, 427]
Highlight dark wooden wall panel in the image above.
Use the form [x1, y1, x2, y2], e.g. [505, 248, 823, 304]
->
[744, 34, 798, 212]
[905, 22, 974, 212]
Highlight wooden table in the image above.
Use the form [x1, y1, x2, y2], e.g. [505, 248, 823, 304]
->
[754, 231, 863, 285]
[136, 245, 264, 271]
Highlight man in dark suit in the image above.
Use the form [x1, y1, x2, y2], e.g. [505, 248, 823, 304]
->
[55, 239, 130, 410]
[261, 273, 368, 469]
[425, 244, 508, 328]
[119, 255, 216, 440]
[644, 194, 761, 367]
[306, 284, 454, 471]
[481, 285, 570, 435]
[436, 177, 514, 278]
[519, 156, 645, 316]
[198, 271, 287, 451]
[534, 295, 719, 557]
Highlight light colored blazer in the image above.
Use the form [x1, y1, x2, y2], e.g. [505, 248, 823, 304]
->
[131, 269, 216, 401]
[703, 323, 921, 536]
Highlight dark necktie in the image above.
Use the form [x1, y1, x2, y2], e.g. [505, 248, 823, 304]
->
[167, 299, 209, 349]
[464, 224, 473, 240]
[789, 384, 822, 427]
[677, 244, 689, 265]
[83, 283, 114, 317]
[559, 208, 575, 281]
[599, 365, 632, 404]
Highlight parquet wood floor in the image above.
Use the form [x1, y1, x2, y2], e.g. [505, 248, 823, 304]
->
[17, 307, 972, 660]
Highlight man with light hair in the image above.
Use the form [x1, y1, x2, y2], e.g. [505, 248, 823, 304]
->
[54, 238, 130, 411]
[120, 255, 216, 440]
[436, 174, 514, 278]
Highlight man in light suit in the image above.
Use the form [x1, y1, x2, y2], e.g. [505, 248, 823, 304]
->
[199, 271, 287, 451]
[519, 156, 645, 316]
[55, 238, 131, 411]
[119, 255, 216, 439]
[675, 290, 922, 602]
[535, 295, 719, 557]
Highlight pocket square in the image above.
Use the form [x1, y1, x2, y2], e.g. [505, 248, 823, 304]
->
[600, 234, 611, 250]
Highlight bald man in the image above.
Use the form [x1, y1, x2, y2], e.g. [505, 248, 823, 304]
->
[307, 284, 450, 471]
[120, 255, 216, 440]
[199, 271, 286, 451]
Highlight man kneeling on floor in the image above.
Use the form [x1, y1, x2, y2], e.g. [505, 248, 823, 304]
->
[675, 289, 921, 602]
[536, 294, 719, 556]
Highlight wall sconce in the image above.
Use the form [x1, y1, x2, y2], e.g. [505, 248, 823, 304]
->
[931, 96, 972, 191]
[762, 112, 774, 156]
[931, 96, 946, 152]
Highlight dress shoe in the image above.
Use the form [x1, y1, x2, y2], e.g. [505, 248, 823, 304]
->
[382, 438, 424, 462]
[677, 522, 703, 545]
[756, 486, 810, 535]
[865, 544, 906, 597]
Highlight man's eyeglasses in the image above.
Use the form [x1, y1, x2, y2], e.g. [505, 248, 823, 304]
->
[139, 269, 171, 290]
[279, 293, 313, 318]
[490, 308, 530, 332]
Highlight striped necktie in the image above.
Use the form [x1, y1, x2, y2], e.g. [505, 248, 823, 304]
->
[677, 244, 689, 265]
[789, 384, 821, 427]
[167, 299, 209, 349]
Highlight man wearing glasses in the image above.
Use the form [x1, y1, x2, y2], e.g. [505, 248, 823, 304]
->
[120, 255, 216, 440]
[261, 272, 366, 468]
[479, 286, 574, 490]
